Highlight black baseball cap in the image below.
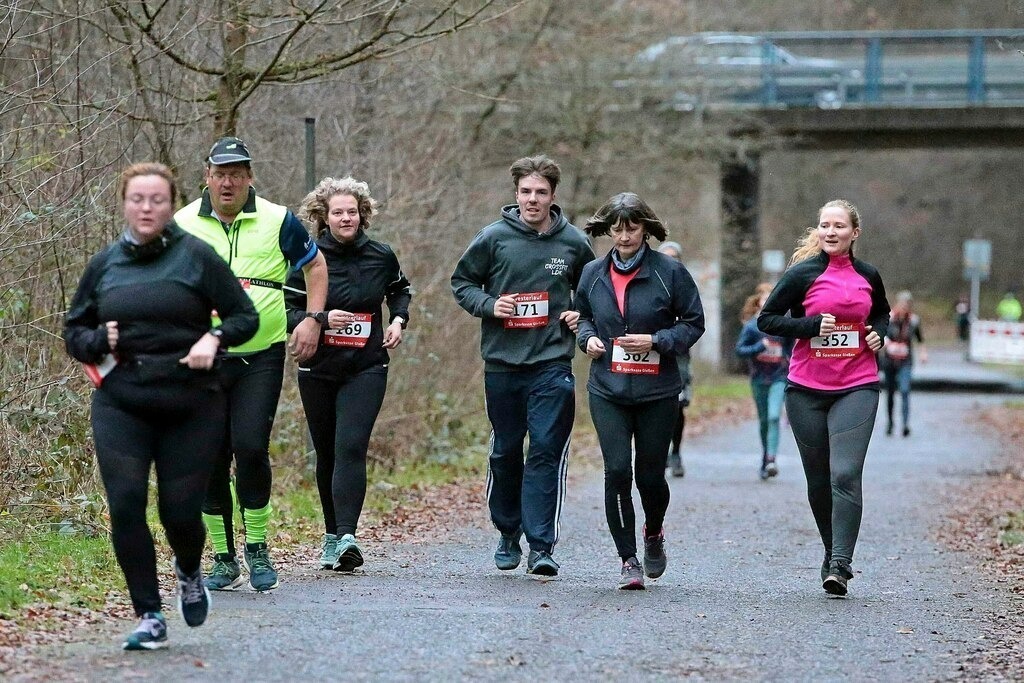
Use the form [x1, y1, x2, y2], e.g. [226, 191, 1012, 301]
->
[207, 137, 252, 165]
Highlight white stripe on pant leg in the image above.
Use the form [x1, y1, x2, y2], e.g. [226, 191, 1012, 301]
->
[485, 430, 495, 518]
[617, 493, 626, 529]
[552, 434, 571, 547]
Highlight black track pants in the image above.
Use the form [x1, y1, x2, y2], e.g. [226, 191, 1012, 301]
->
[785, 387, 879, 566]
[299, 368, 387, 537]
[589, 393, 677, 560]
[202, 343, 284, 554]
[92, 386, 224, 615]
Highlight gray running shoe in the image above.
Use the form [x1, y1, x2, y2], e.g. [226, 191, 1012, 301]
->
[764, 456, 779, 478]
[205, 553, 244, 591]
[822, 559, 853, 596]
[243, 543, 280, 591]
[494, 531, 523, 570]
[174, 558, 211, 627]
[642, 525, 667, 579]
[526, 550, 559, 577]
[333, 534, 364, 572]
[319, 534, 340, 569]
[668, 452, 685, 478]
[122, 612, 167, 651]
[619, 557, 645, 590]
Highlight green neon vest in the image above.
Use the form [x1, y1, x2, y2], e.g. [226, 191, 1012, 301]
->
[175, 190, 289, 354]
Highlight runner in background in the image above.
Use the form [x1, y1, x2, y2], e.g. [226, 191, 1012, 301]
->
[576, 193, 704, 589]
[954, 294, 970, 342]
[657, 241, 692, 478]
[735, 283, 792, 480]
[758, 199, 889, 597]
[880, 291, 926, 437]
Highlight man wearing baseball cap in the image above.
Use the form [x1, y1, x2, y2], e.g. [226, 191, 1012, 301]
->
[176, 137, 327, 591]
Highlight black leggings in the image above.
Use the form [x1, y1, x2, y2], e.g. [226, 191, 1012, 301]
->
[589, 393, 677, 560]
[670, 403, 686, 455]
[203, 343, 284, 554]
[785, 387, 879, 566]
[91, 385, 224, 615]
[299, 367, 388, 537]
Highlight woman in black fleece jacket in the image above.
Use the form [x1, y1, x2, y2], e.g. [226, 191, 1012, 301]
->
[575, 192, 704, 590]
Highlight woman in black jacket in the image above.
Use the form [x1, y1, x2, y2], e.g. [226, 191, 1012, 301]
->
[63, 162, 258, 650]
[285, 176, 411, 573]
[575, 193, 704, 590]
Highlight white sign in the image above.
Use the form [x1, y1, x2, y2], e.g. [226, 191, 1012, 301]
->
[969, 320, 1024, 364]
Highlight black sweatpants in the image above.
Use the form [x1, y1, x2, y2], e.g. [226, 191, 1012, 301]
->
[91, 383, 224, 615]
[202, 343, 284, 554]
[589, 393, 678, 560]
[299, 367, 388, 537]
[785, 387, 879, 566]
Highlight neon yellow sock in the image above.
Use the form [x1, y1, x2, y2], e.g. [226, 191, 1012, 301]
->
[203, 512, 230, 556]
[242, 503, 273, 545]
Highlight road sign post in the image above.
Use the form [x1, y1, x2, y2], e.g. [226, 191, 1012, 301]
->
[963, 239, 991, 323]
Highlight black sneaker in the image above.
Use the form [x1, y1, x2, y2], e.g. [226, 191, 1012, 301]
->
[822, 559, 853, 596]
[174, 558, 211, 627]
[526, 550, 559, 577]
[494, 531, 523, 571]
[902, 425, 910, 437]
[886, 422, 894, 436]
[668, 452, 685, 478]
[820, 551, 832, 583]
[243, 542, 279, 592]
[619, 557, 645, 590]
[642, 524, 667, 579]
[122, 612, 167, 651]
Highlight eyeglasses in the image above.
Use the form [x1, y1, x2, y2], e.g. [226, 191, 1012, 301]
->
[126, 195, 170, 206]
[210, 171, 249, 182]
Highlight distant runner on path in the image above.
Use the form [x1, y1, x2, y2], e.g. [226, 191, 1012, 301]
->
[758, 199, 889, 597]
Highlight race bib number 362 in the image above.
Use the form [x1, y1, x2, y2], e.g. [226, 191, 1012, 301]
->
[810, 322, 863, 358]
[503, 292, 549, 329]
[611, 339, 660, 375]
[323, 313, 373, 348]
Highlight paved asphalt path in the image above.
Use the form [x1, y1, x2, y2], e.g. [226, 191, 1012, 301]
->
[28, 389, 1017, 681]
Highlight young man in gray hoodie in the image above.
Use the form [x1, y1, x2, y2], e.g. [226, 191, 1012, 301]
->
[451, 155, 595, 576]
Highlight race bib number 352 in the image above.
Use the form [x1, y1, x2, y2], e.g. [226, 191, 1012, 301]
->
[611, 339, 660, 375]
[810, 322, 863, 358]
[323, 313, 373, 348]
[503, 292, 549, 329]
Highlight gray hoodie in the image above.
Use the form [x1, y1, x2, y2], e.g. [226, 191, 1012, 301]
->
[451, 204, 595, 371]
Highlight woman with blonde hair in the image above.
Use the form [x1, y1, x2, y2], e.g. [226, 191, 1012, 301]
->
[285, 176, 411, 572]
[758, 199, 889, 597]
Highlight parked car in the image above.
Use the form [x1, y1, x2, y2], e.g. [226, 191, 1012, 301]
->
[620, 33, 861, 110]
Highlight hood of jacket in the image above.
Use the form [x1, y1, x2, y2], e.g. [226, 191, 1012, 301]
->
[500, 203, 569, 238]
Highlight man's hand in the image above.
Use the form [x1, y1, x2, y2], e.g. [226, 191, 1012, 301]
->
[586, 337, 606, 359]
[493, 294, 518, 319]
[105, 321, 119, 351]
[559, 310, 580, 333]
[290, 317, 320, 362]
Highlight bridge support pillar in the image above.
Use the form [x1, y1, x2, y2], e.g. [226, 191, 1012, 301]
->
[720, 153, 762, 372]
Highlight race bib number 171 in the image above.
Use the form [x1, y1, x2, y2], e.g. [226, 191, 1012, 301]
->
[503, 292, 549, 329]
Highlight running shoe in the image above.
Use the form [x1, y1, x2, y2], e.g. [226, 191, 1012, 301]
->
[526, 550, 559, 577]
[122, 612, 167, 651]
[822, 559, 853, 596]
[619, 557, 645, 590]
[903, 426, 911, 437]
[886, 422, 894, 436]
[668, 452, 685, 478]
[174, 558, 211, 627]
[494, 531, 523, 570]
[820, 552, 831, 583]
[642, 525, 667, 579]
[333, 534, 364, 572]
[764, 456, 779, 478]
[205, 553, 245, 591]
[243, 542, 279, 591]
[319, 534, 340, 569]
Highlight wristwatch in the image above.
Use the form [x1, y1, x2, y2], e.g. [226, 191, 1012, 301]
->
[209, 328, 225, 343]
[305, 311, 328, 325]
